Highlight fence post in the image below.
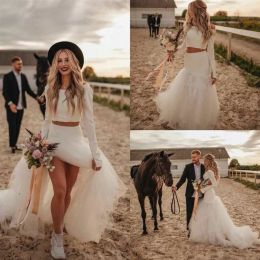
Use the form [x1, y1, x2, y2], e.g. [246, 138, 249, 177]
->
[120, 89, 124, 109]
[240, 171, 241, 180]
[246, 172, 247, 181]
[108, 87, 111, 102]
[227, 32, 232, 61]
[255, 173, 257, 185]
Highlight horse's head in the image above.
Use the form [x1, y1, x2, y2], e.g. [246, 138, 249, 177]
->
[34, 53, 49, 93]
[154, 151, 174, 187]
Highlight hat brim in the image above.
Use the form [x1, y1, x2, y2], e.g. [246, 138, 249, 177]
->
[48, 41, 84, 69]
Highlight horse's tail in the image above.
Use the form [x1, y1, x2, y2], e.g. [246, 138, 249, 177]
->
[130, 165, 139, 179]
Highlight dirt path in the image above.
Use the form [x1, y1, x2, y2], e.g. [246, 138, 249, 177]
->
[215, 32, 260, 65]
[130, 28, 260, 130]
[0, 94, 130, 260]
[129, 177, 260, 260]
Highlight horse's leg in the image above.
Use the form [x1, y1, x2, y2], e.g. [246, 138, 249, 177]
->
[153, 194, 159, 231]
[158, 187, 164, 221]
[148, 195, 154, 219]
[138, 194, 148, 235]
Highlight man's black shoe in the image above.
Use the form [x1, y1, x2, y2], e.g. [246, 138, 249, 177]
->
[15, 146, 22, 151]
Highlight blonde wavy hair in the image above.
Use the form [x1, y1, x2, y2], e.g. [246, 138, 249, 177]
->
[184, 0, 213, 43]
[204, 153, 220, 181]
[47, 49, 85, 115]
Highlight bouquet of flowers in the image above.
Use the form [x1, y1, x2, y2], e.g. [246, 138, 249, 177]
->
[159, 28, 183, 62]
[23, 129, 59, 172]
[192, 178, 212, 192]
[192, 178, 212, 217]
[145, 28, 184, 93]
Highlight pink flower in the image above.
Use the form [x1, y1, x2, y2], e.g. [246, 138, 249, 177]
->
[32, 149, 43, 159]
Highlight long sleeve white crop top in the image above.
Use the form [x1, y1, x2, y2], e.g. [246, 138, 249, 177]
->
[200, 170, 218, 193]
[177, 26, 217, 78]
[41, 83, 102, 167]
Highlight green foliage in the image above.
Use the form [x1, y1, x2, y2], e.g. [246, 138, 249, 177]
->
[214, 43, 260, 87]
[93, 95, 129, 116]
[210, 16, 260, 32]
[237, 19, 260, 32]
[89, 76, 130, 85]
[234, 178, 260, 191]
[82, 66, 96, 80]
[229, 159, 240, 169]
[214, 11, 228, 17]
[238, 164, 260, 171]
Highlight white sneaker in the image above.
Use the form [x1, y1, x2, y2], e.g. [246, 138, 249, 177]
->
[50, 232, 66, 259]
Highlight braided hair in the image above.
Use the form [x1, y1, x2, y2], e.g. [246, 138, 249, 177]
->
[204, 153, 220, 181]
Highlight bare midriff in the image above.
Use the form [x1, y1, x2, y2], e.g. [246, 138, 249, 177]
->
[186, 47, 207, 53]
[52, 121, 80, 127]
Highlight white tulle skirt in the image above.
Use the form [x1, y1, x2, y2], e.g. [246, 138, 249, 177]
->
[0, 124, 125, 243]
[189, 190, 260, 249]
[155, 51, 219, 129]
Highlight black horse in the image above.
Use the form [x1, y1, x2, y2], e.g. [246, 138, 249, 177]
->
[131, 151, 174, 235]
[34, 53, 49, 118]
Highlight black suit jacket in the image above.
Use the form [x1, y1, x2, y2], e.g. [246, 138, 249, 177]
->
[147, 15, 153, 25]
[176, 163, 205, 197]
[2, 71, 37, 109]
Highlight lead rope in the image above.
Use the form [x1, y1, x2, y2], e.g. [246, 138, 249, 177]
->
[171, 190, 180, 215]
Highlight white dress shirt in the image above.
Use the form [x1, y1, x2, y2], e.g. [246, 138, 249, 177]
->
[13, 70, 23, 110]
[194, 163, 201, 180]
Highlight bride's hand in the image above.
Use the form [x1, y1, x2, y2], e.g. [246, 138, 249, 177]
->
[211, 77, 217, 85]
[92, 159, 101, 171]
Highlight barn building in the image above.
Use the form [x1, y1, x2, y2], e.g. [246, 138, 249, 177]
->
[130, 147, 230, 177]
[130, 0, 177, 28]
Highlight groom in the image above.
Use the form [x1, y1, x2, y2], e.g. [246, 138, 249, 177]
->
[2, 56, 39, 153]
[172, 150, 205, 236]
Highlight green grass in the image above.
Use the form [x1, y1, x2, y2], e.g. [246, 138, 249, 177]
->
[93, 95, 129, 116]
[214, 43, 260, 87]
[233, 178, 260, 191]
[89, 76, 130, 85]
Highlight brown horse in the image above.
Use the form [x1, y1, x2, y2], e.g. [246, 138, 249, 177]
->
[131, 151, 174, 235]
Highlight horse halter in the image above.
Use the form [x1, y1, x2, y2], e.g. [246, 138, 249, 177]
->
[152, 156, 168, 192]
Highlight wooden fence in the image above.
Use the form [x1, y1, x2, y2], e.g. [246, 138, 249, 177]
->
[176, 20, 260, 61]
[89, 82, 130, 109]
[228, 169, 260, 185]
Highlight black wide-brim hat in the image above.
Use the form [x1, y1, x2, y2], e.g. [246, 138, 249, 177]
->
[48, 41, 84, 68]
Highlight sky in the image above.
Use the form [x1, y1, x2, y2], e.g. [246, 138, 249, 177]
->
[0, 0, 129, 77]
[130, 130, 260, 165]
[175, 0, 260, 17]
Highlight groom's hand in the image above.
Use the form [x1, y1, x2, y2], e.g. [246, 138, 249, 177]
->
[172, 186, 177, 192]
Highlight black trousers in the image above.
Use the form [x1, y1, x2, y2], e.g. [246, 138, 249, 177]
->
[148, 24, 153, 36]
[38, 102, 46, 118]
[152, 26, 156, 37]
[155, 26, 160, 36]
[186, 196, 194, 230]
[6, 108, 24, 147]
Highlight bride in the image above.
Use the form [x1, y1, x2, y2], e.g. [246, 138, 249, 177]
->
[189, 154, 260, 249]
[155, 0, 219, 130]
[0, 41, 125, 259]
